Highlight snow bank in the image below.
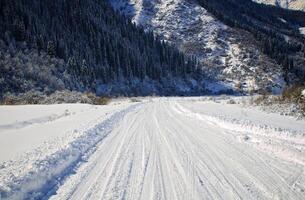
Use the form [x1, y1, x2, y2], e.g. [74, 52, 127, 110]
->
[175, 101, 304, 141]
[202, 113, 305, 167]
[174, 99, 305, 167]
[0, 102, 139, 199]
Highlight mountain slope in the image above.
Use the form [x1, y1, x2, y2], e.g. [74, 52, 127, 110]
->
[253, 0, 305, 11]
[1, 0, 304, 96]
[253, 0, 305, 36]
[111, 0, 305, 93]
[0, 0, 204, 97]
[195, 0, 305, 82]
[111, 0, 285, 93]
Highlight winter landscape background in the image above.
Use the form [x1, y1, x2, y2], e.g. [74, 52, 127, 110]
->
[0, 0, 305, 199]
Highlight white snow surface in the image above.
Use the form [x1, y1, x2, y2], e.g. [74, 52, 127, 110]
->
[1, 97, 305, 199]
[0, 99, 136, 199]
[0, 101, 131, 162]
[300, 27, 305, 36]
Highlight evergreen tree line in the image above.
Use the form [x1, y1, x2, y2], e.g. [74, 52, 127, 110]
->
[195, 0, 305, 83]
[0, 0, 200, 92]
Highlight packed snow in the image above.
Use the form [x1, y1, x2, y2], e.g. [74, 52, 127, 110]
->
[0, 99, 135, 199]
[0, 97, 305, 199]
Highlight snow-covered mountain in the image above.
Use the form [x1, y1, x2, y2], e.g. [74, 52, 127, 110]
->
[253, 0, 305, 11]
[1, 0, 304, 97]
[110, 0, 284, 93]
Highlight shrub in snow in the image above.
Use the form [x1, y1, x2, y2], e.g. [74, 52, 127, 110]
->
[282, 85, 305, 102]
[43, 91, 110, 105]
[227, 99, 236, 104]
[1, 90, 110, 105]
[2, 91, 46, 105]
[249, 85, 305, 117]
[130, 98, 142, 103]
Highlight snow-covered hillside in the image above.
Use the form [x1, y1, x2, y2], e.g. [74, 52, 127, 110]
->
[110, 0, 284, 93]
[1, 97, 305, 199]
[253, 0, 305, 11]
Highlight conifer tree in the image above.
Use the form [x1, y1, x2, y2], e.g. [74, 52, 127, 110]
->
[47, 41, 56, 57]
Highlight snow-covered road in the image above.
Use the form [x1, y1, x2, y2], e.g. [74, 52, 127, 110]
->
[1, 97, 305, 199]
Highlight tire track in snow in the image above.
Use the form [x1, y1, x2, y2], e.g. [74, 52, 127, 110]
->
[50, 99, 305, 200]
[173, 101, 305, 198]
[0, 103, 140, 200]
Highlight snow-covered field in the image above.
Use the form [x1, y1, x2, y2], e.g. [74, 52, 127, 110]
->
[0, 97, 305, 199]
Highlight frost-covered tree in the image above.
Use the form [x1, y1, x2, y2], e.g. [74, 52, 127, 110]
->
[0, 0, 204, 96]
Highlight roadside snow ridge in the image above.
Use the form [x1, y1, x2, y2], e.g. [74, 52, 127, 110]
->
[0, 104, 139, 199]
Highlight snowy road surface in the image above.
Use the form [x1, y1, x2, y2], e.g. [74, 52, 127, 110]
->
[1, 97, 305, 199]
